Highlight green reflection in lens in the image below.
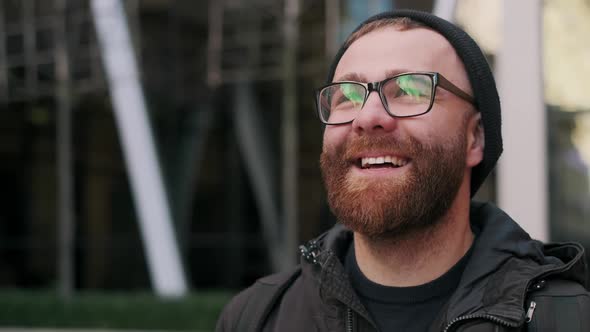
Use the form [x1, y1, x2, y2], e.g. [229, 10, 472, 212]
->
[341, 84, 364, 106]
[397, 75, 423, 97]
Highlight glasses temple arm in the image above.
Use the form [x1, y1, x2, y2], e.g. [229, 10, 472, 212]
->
[437, 75, 475, 104]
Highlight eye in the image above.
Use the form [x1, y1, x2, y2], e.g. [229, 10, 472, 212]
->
[340, 83, 365, 106]
[396, 75, 431, 98]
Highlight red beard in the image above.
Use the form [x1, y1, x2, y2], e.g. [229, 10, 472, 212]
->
[320, 130, 467, 240]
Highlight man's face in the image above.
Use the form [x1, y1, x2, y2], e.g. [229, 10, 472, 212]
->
[320, 26, 478, 239]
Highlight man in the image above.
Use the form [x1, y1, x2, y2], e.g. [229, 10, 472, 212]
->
[216, 10, 590, 332]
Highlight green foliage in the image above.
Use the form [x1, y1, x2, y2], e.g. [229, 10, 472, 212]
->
[0, 289, 235, 331]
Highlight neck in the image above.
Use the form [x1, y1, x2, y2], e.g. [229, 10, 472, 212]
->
[353, 185, 474, 287]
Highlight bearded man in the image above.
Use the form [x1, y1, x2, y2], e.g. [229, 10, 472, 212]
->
[216, 10, 590, 332]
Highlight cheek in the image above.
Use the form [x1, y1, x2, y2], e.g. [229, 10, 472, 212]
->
[322, 126, 350, 152]
[423, 105, 464, 136]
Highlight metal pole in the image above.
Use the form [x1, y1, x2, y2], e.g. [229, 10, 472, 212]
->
[23, 0, 37, 97]
[0, 1, 8, 100]
[55, 0, 74, 299]
[325, 0, 341, 58]
[233, 83, 283, 271]
[282, 0, 300, 267]
[433, 0, 458, 21]
[90, 0, 188, 297]
[497, 0, 547, 241]
[207, 0, 223, 88]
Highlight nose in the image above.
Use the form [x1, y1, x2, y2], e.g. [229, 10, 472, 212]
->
[351, 91, 398, 134]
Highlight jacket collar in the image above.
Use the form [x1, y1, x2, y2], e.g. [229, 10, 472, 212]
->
[299, 201, 588, 328]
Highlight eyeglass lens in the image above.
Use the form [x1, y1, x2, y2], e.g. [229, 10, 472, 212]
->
[319, 74, 434, 124]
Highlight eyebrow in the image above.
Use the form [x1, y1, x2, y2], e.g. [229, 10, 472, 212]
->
[334, 68, 414, 82]
[334, 72, 366, 82]
[384, 68, 413, 77]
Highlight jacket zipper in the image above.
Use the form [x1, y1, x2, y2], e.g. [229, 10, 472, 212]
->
[444, 278, 545, 331]
[525, 301, 537, 323]
[349, 304, 535, 332]
[346, 308, 353, 332]
[442, 314, 517, 332]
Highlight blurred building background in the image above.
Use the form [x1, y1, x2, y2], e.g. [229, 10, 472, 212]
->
[0, 0, 588, 297]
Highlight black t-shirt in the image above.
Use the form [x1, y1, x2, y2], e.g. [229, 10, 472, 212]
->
[345, 242, 472, 332]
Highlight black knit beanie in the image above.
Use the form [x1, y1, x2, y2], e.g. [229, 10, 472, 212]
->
[327, 10, 502, 197]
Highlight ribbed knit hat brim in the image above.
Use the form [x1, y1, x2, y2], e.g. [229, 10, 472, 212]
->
[326, 10, 502, 197]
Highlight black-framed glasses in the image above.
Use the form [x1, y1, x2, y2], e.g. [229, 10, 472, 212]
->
[315, 71, 475, 125]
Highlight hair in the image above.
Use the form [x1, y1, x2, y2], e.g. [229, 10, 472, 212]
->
[344, 17, 430, 48]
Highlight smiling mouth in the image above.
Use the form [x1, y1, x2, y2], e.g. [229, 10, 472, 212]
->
[360, 156, 409, 169]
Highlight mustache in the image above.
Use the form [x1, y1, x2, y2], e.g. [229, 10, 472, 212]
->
[337, 135, 422, 161]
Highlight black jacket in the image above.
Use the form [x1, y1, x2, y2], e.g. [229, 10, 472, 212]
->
[217, 202, 590, 331]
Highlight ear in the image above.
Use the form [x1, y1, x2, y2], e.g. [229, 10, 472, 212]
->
[466, 112, 484, 168]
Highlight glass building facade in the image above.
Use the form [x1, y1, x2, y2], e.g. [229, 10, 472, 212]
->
[0, 0, 588, 293]
[545, 0, 590, 251]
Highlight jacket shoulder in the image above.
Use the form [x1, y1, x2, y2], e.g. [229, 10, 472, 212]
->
[215, 267, 301, 332]
[527, 279, 590, 331]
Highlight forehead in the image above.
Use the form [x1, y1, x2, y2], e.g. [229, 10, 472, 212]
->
[334, 27, 471, 92]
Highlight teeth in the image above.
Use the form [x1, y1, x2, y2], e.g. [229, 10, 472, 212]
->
[361, 156, 408, 168]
